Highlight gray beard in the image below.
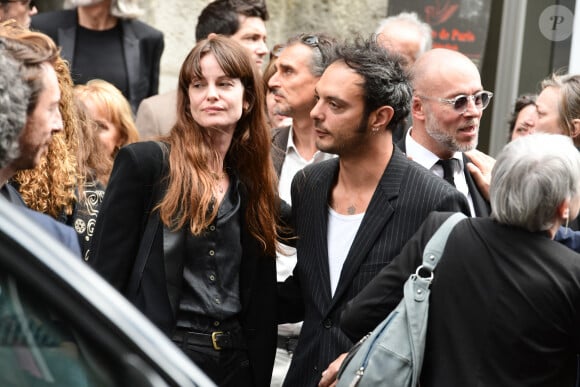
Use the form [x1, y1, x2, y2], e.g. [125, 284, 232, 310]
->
[426, 126, 477, 152]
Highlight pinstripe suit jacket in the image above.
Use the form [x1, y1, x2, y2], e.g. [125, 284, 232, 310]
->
[278, 146, 470, 387]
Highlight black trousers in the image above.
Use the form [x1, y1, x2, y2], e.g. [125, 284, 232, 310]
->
[173, 339, 254, 387]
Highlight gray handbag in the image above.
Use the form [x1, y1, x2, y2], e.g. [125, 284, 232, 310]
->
[337, 212, 467, 387]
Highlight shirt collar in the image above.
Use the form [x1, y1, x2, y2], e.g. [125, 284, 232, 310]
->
[405, 127, 464, 170]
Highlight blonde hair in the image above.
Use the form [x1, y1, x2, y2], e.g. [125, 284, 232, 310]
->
[74, 79, 139, 152]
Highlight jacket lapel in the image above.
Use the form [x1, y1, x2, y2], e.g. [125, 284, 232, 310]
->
[462, 154, 490, 217]
[58, 25, 76, 66]
[305, 160, 339, 305]
[121, 20, 140, 109]
[329, 147, 405, 308]
[271, 125, 291, 178]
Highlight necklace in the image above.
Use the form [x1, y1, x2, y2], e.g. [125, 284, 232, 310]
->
[211, 171, 226, 194]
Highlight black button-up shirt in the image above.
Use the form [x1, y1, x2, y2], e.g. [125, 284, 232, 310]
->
[176, 174, 243, 331]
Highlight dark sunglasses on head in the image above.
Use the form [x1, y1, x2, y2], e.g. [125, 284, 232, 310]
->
[419, 90, 494, 114]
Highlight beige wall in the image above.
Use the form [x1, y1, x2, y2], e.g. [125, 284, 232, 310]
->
[139, 0, 389, 93]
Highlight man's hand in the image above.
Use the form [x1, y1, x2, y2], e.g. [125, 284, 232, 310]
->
[318, 352, 348, 387]
[465, 149, 495, 201]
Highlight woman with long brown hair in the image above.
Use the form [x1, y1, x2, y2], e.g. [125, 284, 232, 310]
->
[89, 35, 280, 386]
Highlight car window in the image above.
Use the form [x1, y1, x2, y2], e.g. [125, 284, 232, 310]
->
[0, 275, 115, 386]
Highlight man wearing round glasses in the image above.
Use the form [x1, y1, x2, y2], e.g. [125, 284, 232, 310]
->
[398, 48, 493, 217]
[0, 0, 37, 28]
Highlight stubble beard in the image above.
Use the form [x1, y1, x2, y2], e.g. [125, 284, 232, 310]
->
[424, 112, 478, 153]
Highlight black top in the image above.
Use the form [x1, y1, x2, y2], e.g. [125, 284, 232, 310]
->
[72, 178, 106, 262]
[73, 23, 129, 97]
[176, 173, 243, 330]
[342, 212, 580, 387]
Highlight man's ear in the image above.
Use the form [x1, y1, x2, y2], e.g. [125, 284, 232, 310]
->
[369, 105, 394, 129]
[411, 96, 425, 121]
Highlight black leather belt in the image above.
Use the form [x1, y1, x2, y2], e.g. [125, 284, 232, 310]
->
[172, 330, 246, 351]
[277, 335, 299, 353]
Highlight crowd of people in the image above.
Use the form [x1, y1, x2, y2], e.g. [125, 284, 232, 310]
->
[1, 0, 580, 386]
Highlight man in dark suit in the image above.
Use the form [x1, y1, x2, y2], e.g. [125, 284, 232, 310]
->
[269, 33, 337, 387]
[31, 0, 164, 113]
[278, 37, 470, 387]
[397, 48, 492, 217]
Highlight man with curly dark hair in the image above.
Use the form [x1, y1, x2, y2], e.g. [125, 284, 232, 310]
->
[278, 37, 470, 387]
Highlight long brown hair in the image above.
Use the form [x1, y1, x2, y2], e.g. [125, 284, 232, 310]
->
[158, 35, 279, 255]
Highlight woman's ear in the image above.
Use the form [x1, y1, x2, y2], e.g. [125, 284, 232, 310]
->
[557, 197, 571, 220]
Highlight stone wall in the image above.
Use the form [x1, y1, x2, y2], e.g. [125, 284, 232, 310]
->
[140, 0, 390, 92]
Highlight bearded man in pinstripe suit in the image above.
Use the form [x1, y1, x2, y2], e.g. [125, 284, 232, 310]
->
[278, 37, 470, 387]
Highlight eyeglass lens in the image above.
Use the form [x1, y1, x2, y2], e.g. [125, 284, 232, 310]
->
[302, 35, 319, 47]
[454, 92, 490, 111]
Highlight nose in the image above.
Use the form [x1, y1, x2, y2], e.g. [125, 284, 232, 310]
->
[206, 83, 219, 100]
[310, 99, 323, 121]
[256, 40, 268, 56]
[463, 97, 481, 117]
[268, 70, 280, 89]
[53, 110, 63, 133]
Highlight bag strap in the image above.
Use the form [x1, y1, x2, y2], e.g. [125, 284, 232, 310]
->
[421, 212, 467, 273]
[407, 212, 467, 385]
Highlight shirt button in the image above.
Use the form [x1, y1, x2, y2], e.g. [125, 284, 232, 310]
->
[209, 225, 216, 231]
[209, 274, 216, 282]
[214, 298, 221, 304]
[322, 319, 332, 329]
[213, 321, 220, 327]
[209, 250, 215, 256]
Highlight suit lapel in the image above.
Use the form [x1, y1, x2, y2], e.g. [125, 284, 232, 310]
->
[58, 25, 76, 66]
[462, 154, 490, 217]
[271, 125, 291, 178]
[329, 147, 404, 308]
[121, 20, 140, 108]
[304, 160, 338, 305]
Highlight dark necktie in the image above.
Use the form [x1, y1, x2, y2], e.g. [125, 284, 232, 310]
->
[436, 159, 458, 187]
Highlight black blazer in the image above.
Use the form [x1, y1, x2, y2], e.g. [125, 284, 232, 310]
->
[89, 141, 277, 387]
[278, 146, 470, 387]
[31, 10, 164, 113]
[396, 138, 490, 217]
[342, 212, 580, 386]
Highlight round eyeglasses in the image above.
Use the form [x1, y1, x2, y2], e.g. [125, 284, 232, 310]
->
[419, 90, 494, 114]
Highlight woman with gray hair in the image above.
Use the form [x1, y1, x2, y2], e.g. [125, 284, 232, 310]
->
[336, 133, 580, 386]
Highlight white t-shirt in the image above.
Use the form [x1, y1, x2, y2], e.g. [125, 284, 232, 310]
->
[327, 207, 364, 297]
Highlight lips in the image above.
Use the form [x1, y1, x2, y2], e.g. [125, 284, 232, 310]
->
[203, 106, 224, 113]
